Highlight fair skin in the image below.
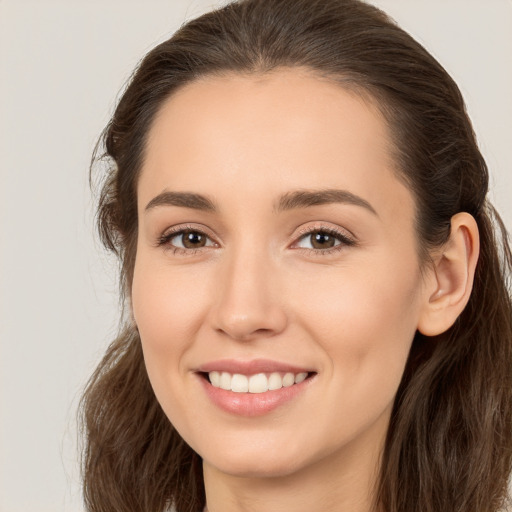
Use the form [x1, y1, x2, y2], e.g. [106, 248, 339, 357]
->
[131, 68, 479, 512]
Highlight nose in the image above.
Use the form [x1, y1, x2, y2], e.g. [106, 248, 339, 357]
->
[210, 247, 288, 341]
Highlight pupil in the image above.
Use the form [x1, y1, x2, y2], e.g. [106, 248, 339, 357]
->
[312, 232, 335, 249]
[183, 230, 205, 248]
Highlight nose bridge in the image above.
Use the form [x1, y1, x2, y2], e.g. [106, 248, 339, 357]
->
[212, 239, 287, 340]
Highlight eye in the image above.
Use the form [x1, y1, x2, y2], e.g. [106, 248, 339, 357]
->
[297, 231, 340, 250]
[294, 227, 356, 253]
[158, 228, 217, 252]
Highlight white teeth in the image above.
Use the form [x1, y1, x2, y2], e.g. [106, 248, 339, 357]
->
[219, 372, 231, 390]
[208, 371, 309, 393]
[268, 372, 282, 391]
[248, 373, 268, 393]
[282, 372, 295, 387]
[209, 371, 220, 387]
[295, 372, 307, 384]
[231, 374, 249, 393]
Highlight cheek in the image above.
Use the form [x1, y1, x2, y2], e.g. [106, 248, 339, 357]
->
[289, 251, 422, 413]
[131, 254, 211, 435]
[132, 256, 206, 351]
[131, 255, 211, 407]
[293, 254, 420, 339]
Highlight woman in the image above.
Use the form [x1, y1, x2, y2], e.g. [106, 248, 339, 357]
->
[80, 0, 512, 511]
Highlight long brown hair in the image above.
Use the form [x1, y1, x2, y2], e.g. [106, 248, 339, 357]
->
[80, 1, 512, 511]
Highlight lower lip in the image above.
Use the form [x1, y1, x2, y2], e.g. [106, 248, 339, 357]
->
[198, 374, 314, 417]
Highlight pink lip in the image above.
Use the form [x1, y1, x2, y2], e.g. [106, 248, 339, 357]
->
[197, 358, 312, 375]
[196, 359, 316, 417]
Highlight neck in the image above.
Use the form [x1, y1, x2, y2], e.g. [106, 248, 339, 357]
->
[203, 411, 388, 512]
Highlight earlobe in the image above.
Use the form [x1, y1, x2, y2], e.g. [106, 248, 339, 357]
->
[417, 212, 480, 336]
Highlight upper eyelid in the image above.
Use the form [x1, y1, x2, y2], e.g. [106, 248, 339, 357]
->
[294, 222, 356, 241]
[291, 226, 356, 251]
[162, 223, 217, 239]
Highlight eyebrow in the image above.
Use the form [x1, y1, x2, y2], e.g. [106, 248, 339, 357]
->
[144, 188, 378, 216]
[275, 189, 378, 216]
[145, 191, 216, 212]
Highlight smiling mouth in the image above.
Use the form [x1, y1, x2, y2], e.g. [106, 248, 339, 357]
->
[202, 371, 315, 394]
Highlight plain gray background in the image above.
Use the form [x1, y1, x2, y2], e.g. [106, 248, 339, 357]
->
[1, 1, 511, 511]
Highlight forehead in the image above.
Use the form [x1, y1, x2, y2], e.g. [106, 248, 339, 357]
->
[139, 68, 413, 222]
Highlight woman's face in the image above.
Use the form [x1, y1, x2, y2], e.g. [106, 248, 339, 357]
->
[132, 69, 429, 478]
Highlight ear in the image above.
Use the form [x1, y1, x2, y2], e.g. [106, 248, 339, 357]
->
[417, 212, 480, 336]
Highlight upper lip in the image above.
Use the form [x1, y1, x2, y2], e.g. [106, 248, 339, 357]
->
[197, 358, 313, 375]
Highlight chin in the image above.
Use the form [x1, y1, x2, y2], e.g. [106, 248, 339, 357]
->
[199, 435, 316, 479]
[207, 454, 305, 479]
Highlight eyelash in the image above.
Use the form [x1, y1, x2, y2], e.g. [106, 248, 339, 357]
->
[294, 225, 356, 255]
[156, 224, 357, 256]
[156, 224, 216, 256]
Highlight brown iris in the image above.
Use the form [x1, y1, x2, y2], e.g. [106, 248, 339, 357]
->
[310, 231, 337, 249]
[181, 230, 207, 248]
